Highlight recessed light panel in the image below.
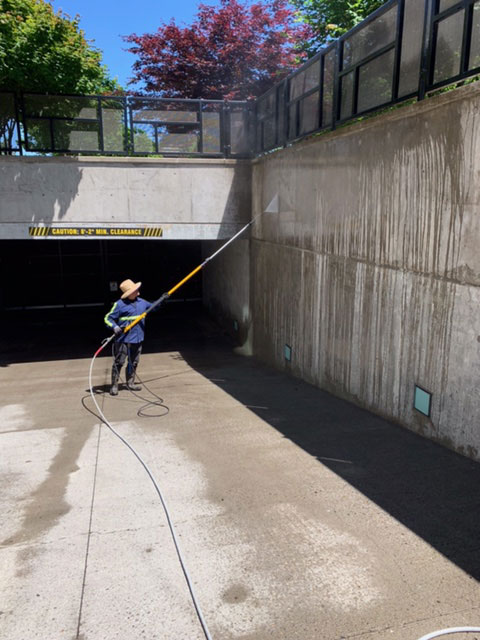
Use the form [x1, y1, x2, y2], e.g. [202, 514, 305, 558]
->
[414, 385, 432, 417]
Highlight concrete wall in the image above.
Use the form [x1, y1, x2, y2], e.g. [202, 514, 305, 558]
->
[202, 238, 251, 350]
[251, 84, 480, 461]
[0, 156, 251, 240]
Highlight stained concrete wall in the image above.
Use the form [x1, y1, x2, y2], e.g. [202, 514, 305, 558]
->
[202, 239, 251, 350]
[0, 156, 251, 239]
[251, 83, 480, 461]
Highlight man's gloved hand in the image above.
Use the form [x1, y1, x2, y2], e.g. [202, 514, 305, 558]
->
[113, 326, 123, 336]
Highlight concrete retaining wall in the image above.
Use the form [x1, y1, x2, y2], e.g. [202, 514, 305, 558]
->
[251, 84, 480, 460]
[0, 156, 251, 240]
[202, 238, 251, 350]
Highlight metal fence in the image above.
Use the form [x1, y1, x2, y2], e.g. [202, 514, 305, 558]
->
[1, 0, 479, 158]
[0, 93, 254, 157]
[256, 0, 480, 154]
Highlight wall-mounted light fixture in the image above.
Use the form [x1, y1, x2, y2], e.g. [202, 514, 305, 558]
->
[284, 344, 292, 362]
[414, 385, 432, 417]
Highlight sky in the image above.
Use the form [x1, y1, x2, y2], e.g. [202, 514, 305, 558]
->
[51, 0, 220, 89]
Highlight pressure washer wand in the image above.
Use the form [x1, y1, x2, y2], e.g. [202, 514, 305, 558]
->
[119, 212, 264, 339]
[96, 206, 273, 357]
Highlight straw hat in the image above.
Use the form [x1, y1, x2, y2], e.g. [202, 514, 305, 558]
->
[120, 279, 141, 299]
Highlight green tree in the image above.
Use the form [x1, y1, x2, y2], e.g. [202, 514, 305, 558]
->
[0, 0, 121, 153]
[293, 0, 385, 54]
[0, 0, 118, 94]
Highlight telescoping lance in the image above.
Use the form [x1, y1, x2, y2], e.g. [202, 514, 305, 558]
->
[94, 197, 279, 358]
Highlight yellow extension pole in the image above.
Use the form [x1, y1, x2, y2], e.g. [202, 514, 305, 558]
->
[117, 192, 285, 338]
[121, 215, 258, 336]
[122, 263, 205, 334]
[167, 264, 203, 297]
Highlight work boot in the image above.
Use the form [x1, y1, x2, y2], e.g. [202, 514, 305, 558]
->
[127, 375, 142, 391]
[110, 370, 119, 396]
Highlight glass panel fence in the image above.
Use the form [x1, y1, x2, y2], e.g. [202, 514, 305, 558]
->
[305, 60, 321, 92]
[299, 91, 319, 135]
[202, 109, 221, 154]
[24, 94, 98, 119]
[133, 123, 156, 153]
[357, 48, 395, 112]
[230, 107, 251, 156]
[25, 118, 52, 151]
[398, 0, 426, 97]
[0, 93, 21, 153]
[433, 9, 465, 84]
[53, 120, 100, 152]
[322, 49, 336, 128]
[340, 71, 355, 121]
[342, 4, 398, 70]
[102, 102, 127, 153]
[157, 126, 198, 153]
[469, 2, 480, 71]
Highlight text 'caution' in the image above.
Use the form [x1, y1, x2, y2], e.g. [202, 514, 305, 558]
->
[29, 226, 163, 238]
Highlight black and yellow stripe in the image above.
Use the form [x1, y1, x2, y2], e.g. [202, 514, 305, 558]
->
[143, 227, 163, 237]
[29, 226, 50, 237]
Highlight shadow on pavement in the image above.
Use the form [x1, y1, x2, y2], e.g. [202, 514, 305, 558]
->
[179, 346, 480, 583]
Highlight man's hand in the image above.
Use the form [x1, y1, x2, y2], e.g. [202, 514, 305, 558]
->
[113, 326, 123, 336]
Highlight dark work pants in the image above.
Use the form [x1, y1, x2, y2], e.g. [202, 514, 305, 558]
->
[112, 342, 143, 380]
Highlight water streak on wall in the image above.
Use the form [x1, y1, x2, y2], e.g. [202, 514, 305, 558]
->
[251, 85, 480, 460]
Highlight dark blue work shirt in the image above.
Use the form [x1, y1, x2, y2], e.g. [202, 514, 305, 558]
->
[104, 297, 153, 343]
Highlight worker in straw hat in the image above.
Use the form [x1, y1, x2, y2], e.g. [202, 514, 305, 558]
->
[104, 278, 155, 396]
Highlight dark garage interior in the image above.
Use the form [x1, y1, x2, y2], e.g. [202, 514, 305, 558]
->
[0, 239, 223, 363]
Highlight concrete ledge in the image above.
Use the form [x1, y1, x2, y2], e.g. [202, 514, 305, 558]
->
[0, 154, 252, 235]
[1, 154, 251, 166]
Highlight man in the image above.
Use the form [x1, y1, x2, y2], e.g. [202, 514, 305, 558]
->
[104, 278, 153, 396]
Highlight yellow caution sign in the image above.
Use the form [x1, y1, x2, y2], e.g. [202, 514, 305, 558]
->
[29, 226, 163, 238]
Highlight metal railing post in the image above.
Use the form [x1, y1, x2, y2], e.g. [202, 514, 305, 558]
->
[461, 0, 474, 76]
[332, 39, 343, 130]
[282, 79, 289, 148]
[198, 99, 204, 154]
[122, 96, 129, 155]
[14, 92, 23, 155]
[418, 0, 435, 100]
[97, 96, 105, 153]
[392, 0, 407, 101]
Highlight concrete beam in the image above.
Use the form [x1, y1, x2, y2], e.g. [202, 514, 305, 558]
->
[0, 156, 252, 240]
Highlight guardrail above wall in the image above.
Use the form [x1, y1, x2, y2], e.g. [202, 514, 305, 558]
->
[256, 0, 480, 154]
[1, 0, 479, 158]
[0, 94, 254, 158]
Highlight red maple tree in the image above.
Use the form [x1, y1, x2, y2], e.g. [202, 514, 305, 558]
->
[124, 0, 311, 100]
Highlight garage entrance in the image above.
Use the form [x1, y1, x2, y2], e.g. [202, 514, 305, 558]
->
[0, 239, 213, 362]
[0, 239, 202, 312]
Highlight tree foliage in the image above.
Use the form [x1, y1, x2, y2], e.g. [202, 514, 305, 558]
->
[292, 0, 385, 54]
[0, 0, 119, 94]
[125, 0, 311, 100]
[0, 0, 120, 153]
